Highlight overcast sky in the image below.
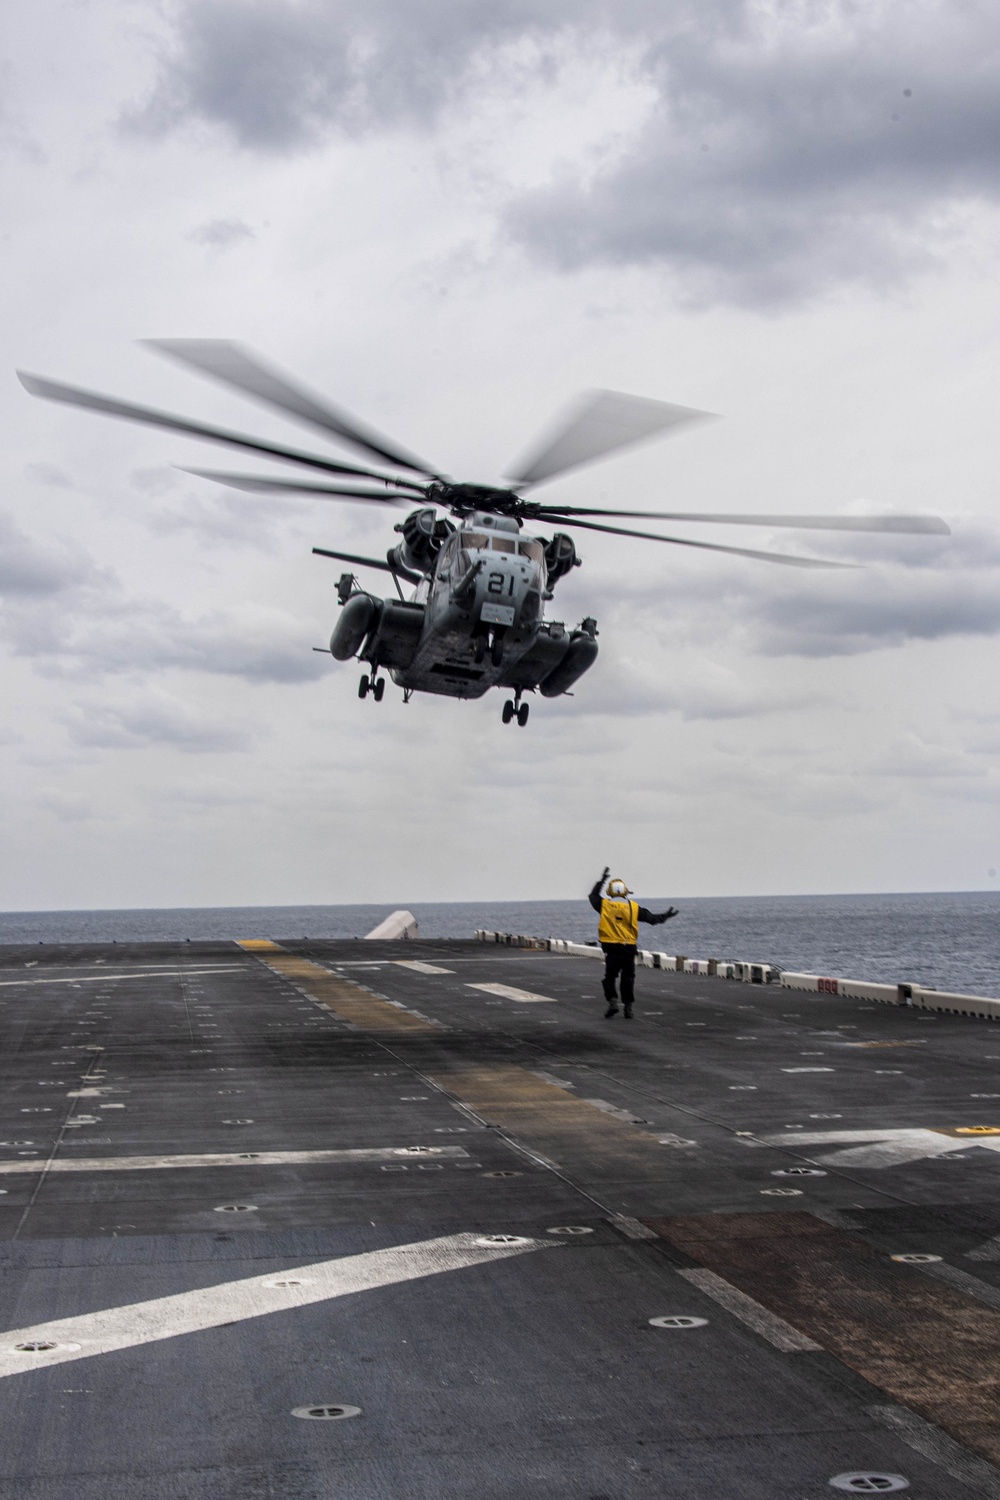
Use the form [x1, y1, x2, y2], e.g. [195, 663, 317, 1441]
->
[3, 0, 1000, 911]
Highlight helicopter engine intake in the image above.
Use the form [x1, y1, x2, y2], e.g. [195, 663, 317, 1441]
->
[544, 532, 579, 586]
[393, 507, 456, 575]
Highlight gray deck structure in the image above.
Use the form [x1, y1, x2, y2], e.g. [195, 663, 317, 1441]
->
[2, 936, 1000, 1498]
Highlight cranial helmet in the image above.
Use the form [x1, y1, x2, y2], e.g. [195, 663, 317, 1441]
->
[607, 878, 632, 898]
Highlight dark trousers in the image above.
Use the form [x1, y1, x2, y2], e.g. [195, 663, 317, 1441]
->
[602, 944, 636, 1008]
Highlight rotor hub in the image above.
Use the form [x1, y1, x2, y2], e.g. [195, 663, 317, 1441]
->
[430, 482, 526, 520]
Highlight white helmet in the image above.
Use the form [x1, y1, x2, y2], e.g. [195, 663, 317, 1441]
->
[607, 877, 632, 898]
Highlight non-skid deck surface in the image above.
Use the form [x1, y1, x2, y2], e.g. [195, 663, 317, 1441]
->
[2, 936, 1000, 1497]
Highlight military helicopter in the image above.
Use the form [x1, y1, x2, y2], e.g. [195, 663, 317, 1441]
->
[18, 342, 949, 726]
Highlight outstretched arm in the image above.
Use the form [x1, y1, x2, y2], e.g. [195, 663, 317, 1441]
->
[588, 867, 610, 914]
[637, 905, 679, 925]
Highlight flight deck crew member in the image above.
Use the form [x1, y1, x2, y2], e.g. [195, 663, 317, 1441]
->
[589, 867, 678, 1019]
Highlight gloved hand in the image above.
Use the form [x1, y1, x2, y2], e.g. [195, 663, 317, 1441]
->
[653, 907, 679, 923]
[600, 866, 610, 883]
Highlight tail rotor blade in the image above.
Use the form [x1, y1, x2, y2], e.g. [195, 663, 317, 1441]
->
[505, 389, 716, 488]
[539, 513, 858, 568]
[145, 340, 442, 478]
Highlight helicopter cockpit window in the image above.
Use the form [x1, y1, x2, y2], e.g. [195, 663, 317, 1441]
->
[437, 536, 459, 574]
[518, 540, 544, 563]
[460, 533, 489, 551]
[490, 536, 517, 554]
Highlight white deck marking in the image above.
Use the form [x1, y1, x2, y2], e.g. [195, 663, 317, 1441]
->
[873, 1405, 1000, 1500]
[0, 1146, 469, 1175]
[759, 1126, 1000, 1169]
[7, 963, 244, 976]
[0, 1232, 551, 1380]
[966, 1234, 1000, 1262]
[678, 1268, 821, 1352]
[915, 1260, 1000, 1313]
[466, 982, 557, 1004]
[0, 968, 246, 989]
[608, 1214, 657, 1241]
[393, 962, 455, 975]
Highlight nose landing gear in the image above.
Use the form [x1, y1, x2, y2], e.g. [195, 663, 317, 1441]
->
[501, 692, 530, 727]
[490, 628, 506, 667]
[358, 673, 385, 701]
[474, 627, 507, 667]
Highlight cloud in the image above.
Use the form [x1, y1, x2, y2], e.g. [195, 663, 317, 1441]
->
[127, 1, 1000, 305]
[573, 519, 1000, 660]
[24, 462, 72, 489]
[540, 646, 816, 719]
[0, 511, 107, 598]
[62, 690, 252, 754]
[187, 216, 255, 248]
[33, 788, 101, 823]
[0, 512, 328, 690]
[125, 0, 628, 150]
[866, 733, 986, 779]
[506, 2, 1000, 304]
[747, 563, 1000, 656]
[6, 596, 328, 684]
[147, 486, 310, 549]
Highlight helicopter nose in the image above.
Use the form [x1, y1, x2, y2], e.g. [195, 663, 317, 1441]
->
[476, 557, 521, 627]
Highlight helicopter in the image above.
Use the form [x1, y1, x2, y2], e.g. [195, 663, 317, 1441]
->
[18, 342, 950, 726]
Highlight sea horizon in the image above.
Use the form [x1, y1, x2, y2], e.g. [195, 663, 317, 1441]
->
[2, 890, 998, 1000]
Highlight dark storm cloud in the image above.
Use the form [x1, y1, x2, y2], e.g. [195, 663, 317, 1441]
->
[127, 0, 611, 149]
[129, 2, 1000, 302]
[507, 3, 1000, 303]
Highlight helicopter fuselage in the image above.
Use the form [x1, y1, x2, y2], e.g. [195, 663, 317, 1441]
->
[331, 510, 599, 713]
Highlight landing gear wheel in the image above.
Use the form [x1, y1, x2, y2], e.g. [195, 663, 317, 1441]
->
[474, 635, 487, 665]
[501, 700, 515, 725]
[358, 674, 370, 699]
[372, 677, 385, 702]
[517, 702, 530, 727]
[490, 632, 505, 667]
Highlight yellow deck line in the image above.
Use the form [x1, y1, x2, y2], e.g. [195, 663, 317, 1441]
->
[426, 1063, 669, 1171]
[258, 954, 438, 1033]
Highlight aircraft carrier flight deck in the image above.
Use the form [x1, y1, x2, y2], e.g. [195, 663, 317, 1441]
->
[2, 936, 1000, 1499]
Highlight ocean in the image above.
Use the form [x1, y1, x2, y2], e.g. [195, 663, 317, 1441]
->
[0, 891, 997, 999]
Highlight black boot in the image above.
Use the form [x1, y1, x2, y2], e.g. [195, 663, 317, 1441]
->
[604, 1001, 619, 1018]
[623, 1005, 633, 1019]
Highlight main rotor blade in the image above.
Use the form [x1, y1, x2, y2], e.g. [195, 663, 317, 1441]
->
[145, 339, 442, 478]
[505, 389, 716, 488]
[535, 505, 951, 535]
[312, 547, 398, 573]
[181, 469, 421, 505]
[17, 372, 411, 483]
[541, 514, 857, 568]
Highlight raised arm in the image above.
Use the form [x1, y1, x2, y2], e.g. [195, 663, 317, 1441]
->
[588, 867, 610, 914]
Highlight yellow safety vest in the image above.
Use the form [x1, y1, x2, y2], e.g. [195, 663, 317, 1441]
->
[598, 897, 639, 946]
